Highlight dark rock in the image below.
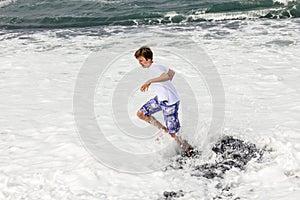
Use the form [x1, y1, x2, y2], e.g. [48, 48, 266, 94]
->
[162, 190, 184, 199]
[161, 135, 264, 200]
[165, 135, 264, 179]
[191, 135, 264, 179]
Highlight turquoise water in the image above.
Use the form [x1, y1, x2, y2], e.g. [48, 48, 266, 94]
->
[0, 0, 299, 29]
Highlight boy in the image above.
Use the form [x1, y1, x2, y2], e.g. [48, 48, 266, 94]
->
[134, 46, 193, 156]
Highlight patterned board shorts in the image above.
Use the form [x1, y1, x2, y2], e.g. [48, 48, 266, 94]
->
[139, 96, 180, 134]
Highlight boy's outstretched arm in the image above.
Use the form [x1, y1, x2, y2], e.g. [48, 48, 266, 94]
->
[140, 72, 171, 92]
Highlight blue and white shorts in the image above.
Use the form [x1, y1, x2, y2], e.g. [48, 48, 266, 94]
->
[139, 96, 180, 134]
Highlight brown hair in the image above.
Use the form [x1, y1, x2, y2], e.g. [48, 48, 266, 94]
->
[134, 46, 153, 61]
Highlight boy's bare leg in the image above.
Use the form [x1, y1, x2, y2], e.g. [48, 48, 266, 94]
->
[137, 111, 193, 155]
[170, 134, 193, 156]
[137, 111, 168, 132]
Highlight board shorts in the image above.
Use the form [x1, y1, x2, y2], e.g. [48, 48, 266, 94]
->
[139, 96, 180, 135]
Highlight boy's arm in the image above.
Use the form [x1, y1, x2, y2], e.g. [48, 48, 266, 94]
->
[140, 73, 171, 92]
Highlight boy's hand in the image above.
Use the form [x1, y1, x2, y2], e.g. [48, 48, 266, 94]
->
[140, 80, 151, 92]
[167, 69, 175, 81]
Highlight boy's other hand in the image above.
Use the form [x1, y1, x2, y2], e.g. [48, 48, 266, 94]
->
[140, 81, 151, 92]
[167, 69, 175, 81]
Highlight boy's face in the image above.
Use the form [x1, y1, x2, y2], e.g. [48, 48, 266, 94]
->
[137, 56, 152, 68]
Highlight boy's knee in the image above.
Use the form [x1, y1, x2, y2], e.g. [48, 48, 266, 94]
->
[136, 110, 145, 119]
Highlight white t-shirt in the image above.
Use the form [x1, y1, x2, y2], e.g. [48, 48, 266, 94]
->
[148, 62, 180, 105]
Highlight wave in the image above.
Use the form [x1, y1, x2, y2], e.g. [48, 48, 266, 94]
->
[0, 0, 299, 29]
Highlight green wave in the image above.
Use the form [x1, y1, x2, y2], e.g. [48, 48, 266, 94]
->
[0, 0, 299, 29]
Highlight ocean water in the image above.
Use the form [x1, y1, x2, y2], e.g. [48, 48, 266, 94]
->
[1, 0, 300, 199]
[0, 0, 300, 28]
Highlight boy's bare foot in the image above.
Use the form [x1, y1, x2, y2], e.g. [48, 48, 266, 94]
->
[173, 135, 194, 157]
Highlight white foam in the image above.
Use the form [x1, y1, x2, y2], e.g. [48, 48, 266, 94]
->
[0, 18, 300, 199]
[273, 0, 294, 5]
[187, 9, 273, 21]
[0, 0, 17, 8]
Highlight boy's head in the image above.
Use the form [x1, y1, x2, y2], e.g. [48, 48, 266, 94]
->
[134, 46, 153, 60]
[134, 46, 153, 68]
